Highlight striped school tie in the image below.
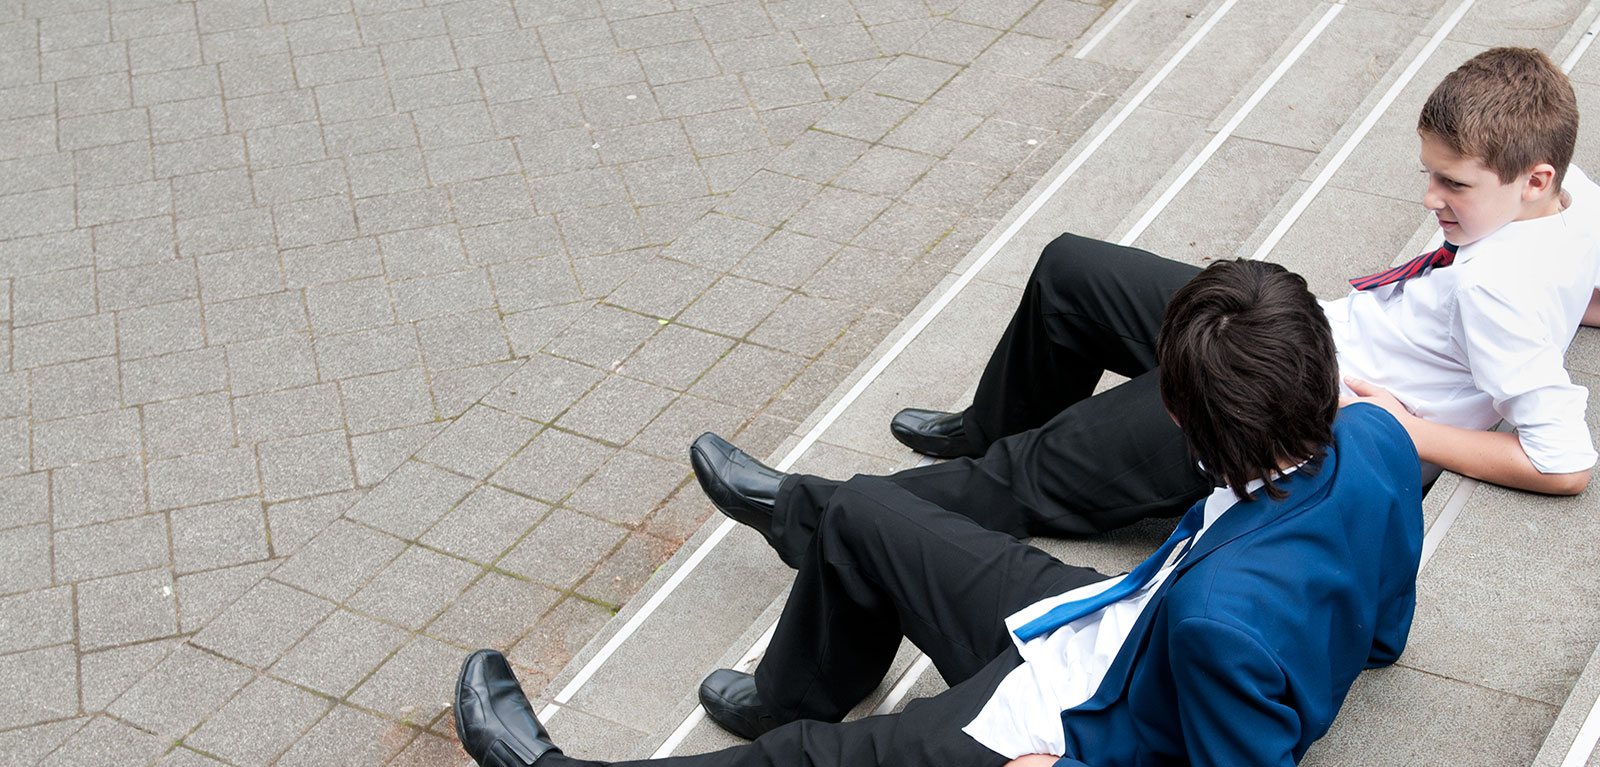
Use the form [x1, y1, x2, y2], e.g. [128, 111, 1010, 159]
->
[1348, 242, 1458, 291]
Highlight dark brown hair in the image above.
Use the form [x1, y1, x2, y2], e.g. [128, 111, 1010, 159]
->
[1157, 260, 1338, 501]
[1417, 46, 1578, 189]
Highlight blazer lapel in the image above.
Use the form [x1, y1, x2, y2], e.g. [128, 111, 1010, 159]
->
[1067, 442, 1341, 713]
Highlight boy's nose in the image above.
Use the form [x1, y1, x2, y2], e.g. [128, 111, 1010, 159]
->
[1421, 183, 1444, 211]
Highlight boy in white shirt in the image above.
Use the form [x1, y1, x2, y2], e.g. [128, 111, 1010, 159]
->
[688, 46, 1598, 557]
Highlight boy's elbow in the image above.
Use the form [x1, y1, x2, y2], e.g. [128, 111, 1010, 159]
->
[1544, 468, 1590, 496]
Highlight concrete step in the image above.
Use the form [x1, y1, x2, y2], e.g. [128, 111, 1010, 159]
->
[529, 0, 1600, 762]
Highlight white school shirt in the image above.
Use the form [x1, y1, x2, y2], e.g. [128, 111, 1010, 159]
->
[1324, 164, 1600, 480]
[963, 478, 1258, 758]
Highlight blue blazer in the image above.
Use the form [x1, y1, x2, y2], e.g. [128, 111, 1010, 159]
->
[1054, 403, 1424, 766]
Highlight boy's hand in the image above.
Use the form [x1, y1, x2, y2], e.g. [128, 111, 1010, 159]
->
[1339, 378, 1416, 425]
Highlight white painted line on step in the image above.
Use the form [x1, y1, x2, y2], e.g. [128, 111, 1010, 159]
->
[1248, 0, 1477, 261]
[1417, 477, 1478, 571]
[556, 0, 1244, 746]
[537, 518, 738, 723]
[1561, 12, 1600, 72]
[1075, 0, 1143, 59]
[874, 655, 935, 716]
[650, 621, 780, 757]
[1561, 690, 1600, 767]
[1119, 3, 1344, 246]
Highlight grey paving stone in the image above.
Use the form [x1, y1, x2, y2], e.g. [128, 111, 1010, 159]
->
[557, 374, 675, 446]
[0, 415, 26, 476]
[312, 77, 395, 123]
[257, 429, 355, 501]
[784, 184, 890, 242]
[273, 517, 406, 600]
[121, 346, 228, 404]
[0, 719, 88, 767]
[147, 446, 259, 510]
[488, 255, 582, 312]
[304, 275, 395, 336]
[652, 73, 749, 118]
[481, 355, 603, 423]
[528, 166, 628, 214]
[274, 195, 360, 247]
[0, 471, 49, 528]
[172, 167, 255, 219]
[77, 568, 178, 650]
[450, 174, 539, 227]
[193, 577, 334, 667]
[689, 341, 807, 410]
[389, 731, 474, 767]
[73, 142, 151, 191]
[346, 634, 464, 722]
[186, 676, 332, 767]
[351, 422, 446, 486]
[274, 704, 408, 767]
[33, 407, 142, 467]
[594, 121, 693, 167]
[0, 524, 53, 595]
[141, 390, 238, 459]
[282, 238, 384, 288]
[416, 309, 511, 370]
[176, 207, 276, 256]
[346, 459, 476, 539]
[222, 89, 314, 130]
[265, 491, 361, 556]
[498, 508, 625, 589]
[170, 497, 269, 573]
[571, 248, 650, 299]
[419, 483, 542, 562]
[252, 158, 348, 205]
[567, 448, 686, 526]
[313, 325, 422, 380]
[148, 96, 227, 143]
[34, 714, 171, 767]
[620, 154, 711, 207]
[195, 247, 285, 302]
[617, 323, 733, 391]
[607, 256, 717, 319]
[558, 203, 649, 257]
[347, 147, 428, 199]
[348, 544, 478, 629]
[0, 585, 73, 654]
[234, 383, 342, 443]
[682, 106, 770, 156]
[98, 259, 198, 312]
[578, 84, 663, 129]
[418, 404, 540, 479]
[54, 514, 170, 582]
[545, 304, 661, 370]
[29, 356, 118, 421]
[175, 560, 277, 633]
[226, 332, 318, 395]
[391, 268, 496, 322]
[50, 456, 145, 528]
[426, 569, 559, 650]
[429, 359, 519, 418]
[339, 366, 436, 434]
[78, 639, 179, 715]
[12, 312, 116, 369]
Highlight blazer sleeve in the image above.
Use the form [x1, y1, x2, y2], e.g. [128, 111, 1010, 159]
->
[1166, 616, 1300, 767]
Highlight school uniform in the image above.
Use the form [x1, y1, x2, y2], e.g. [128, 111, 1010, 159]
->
[769, 166, 1600, 545]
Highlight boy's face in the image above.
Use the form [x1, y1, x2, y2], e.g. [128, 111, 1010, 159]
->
[1417, 131, 1551, 247]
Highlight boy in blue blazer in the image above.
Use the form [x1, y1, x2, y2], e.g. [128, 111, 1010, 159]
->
[454, 259, 1425, 767]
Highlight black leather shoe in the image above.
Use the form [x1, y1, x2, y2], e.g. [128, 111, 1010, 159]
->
[889, 408, 981, 458]
[455, 650, 560, 767]
[698, 669, 780, 740]
[689, 433, 786, 538]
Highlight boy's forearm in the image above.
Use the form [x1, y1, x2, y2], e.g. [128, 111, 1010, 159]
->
[1404, 418, 1591, 495]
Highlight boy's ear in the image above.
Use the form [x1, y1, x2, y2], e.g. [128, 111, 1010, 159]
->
[1523, 162, 1559, 200]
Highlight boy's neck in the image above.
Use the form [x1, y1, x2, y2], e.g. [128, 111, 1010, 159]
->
[1519, 189, 1569, 221]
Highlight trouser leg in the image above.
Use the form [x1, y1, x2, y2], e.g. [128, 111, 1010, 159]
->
[772, 370, 1211, 557]
[961, 232, 1200, 450]
[757, 476, 1106, 722]
[540, 647, 1022, 767]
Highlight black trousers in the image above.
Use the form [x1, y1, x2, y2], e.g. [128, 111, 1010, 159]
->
[543, 478, 1109, 767]
[772, 234, 1212, 555]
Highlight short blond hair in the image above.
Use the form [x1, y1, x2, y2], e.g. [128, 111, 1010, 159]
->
[1418, 47, 1578, 189]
